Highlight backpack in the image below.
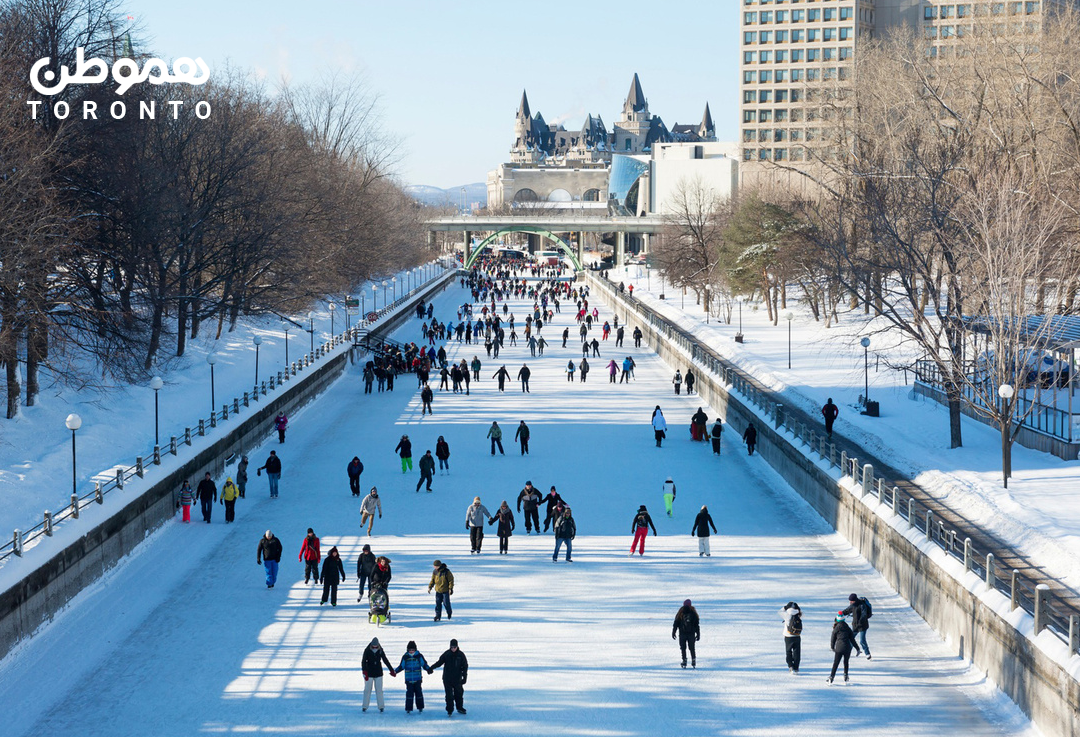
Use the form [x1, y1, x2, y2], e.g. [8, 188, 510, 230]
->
[634, 512, 649, 528]
[861, 598, 873, 619]
[788, 611, 803, 636]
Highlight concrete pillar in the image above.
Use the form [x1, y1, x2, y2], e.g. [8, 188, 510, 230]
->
[427, 230, 435, 250]
[577, 232, 585, 267]
[642, 232, 650, 256]
[615, 231, 626, 267]
[464, 231, 472, 264]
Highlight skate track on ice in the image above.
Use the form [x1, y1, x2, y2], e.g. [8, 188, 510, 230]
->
[0, 281, 1034, 736]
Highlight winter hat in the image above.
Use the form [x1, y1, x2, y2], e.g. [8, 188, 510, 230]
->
[370, 637, 381, 649]
[474, 496, 481, 503]
[264, 530, 272, 539]
[666, 476, 673, 482]
[526, 480, 532, 486]
[848, 593, 859, 602]
[371, 487, 378, 496]
[450, 639, 459, 647]
[407, 640, 417, 651]
[433, 559, 442, 567]
[836, 611, 848, 622]
[638, 505, 647, 511]
[683, 599, 692, 607]
[307, 528, 314, 534]
[329, 546, 339, 556]
[362, 544, 371, 552]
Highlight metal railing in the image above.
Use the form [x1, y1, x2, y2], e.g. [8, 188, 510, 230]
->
[0, 267, 455, 568]
[591, 273, 1080, 657]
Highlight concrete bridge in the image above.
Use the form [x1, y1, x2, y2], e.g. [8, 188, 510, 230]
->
[425, 214, 665, 270]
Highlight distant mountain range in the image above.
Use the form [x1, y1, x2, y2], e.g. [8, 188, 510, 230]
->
[405, 182, 488, 210]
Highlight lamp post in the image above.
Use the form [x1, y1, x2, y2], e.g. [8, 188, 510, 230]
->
[65, 413, 81, 497]
[382, 280, 388, 307]
[461, 186, 467, 215]
[253, 335, 262, 385]
[361, 293, 365, 321]
[150, 376, 163, 445]
[308, 311, 315, 354]
[391, 276, 397, 302]
[860, 337, 871, 404]
[283, 326, 290, 366]
[207, 353, 218, 416]
[329, 302, 336, 335]
[372, 284, 378, 312]
[998, 383, 1015, 487]
[785, 312, 794, 369]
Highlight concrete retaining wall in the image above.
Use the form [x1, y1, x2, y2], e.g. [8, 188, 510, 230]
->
[586, 272, 1080, 737]
[0, 273, 454, 662]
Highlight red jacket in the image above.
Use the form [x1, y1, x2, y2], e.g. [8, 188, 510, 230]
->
[299, 535, 321, 563]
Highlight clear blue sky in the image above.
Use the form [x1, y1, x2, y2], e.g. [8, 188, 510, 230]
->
[123, 0, 739, 188]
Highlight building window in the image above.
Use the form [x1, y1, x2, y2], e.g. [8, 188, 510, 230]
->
[941, 25, 954, 37]
[838, 66, 849, 80]
[991, 3, 1004, 15]
[1025, 1, 1039, 12]
[760, 51, 773, 62]
[791, 88, 802, 102]
[808, 8, 821, 20]
[776, 50, 788, 62]
[807, 48, 820, 61]
[758, 148, 772, 161]
[925, 26, 938, 38]
[823, 67, 836, 80]
[807, 28, 819, 40]
[760, 70, 773, 81]
[823, 28, 835, 40]
[791, 147, 804, 161]
[791, 68, 804, 81]
[744, 70, 757, 82]
[743, 148, 754, 161]
[758, 129, 772, 142]
[790, 108, 803, 121]
[743, 110, 756, 122]
[924, 5, 937, 19]
[790, 129, 802, 141]
[791, 29, 804, 41]
[791, 49, 804, 61]
[759, 90, 773, 102]
[744, 31, 757, 44]
[743, 129, 755, 142]
[840, 6, 853, 19]
[806, 68, 819, 80]
[792, 9, 805, 21]
[776, 89, 789, 101]
[776, 69, 788, 81]
[744, 11, 758, 23]
[940, 5, 954, 17]
[744, 90, 757, 103]
[775, 148, 787, 160]
[839, 46, 852, 59]
[776, 30, 789, 42]
[775, 110, 788, 123]
[760, 30, 772, 42]
[824, 7, 836, 20]
[760, 110, 773, 121]
[776, 10, 788, 20]
[761, 10, 773, 21]
[1008, 1, 1021, 13]
[840, 26, 852, 39]
[744, 51, 757, 63]
[625, 139, 632, 151]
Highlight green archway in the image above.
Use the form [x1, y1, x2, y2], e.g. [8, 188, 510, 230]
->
[464, 227, 582, 271]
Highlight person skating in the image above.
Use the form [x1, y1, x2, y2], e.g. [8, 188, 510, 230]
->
[347, 456, 364, 496]
[822, 398, 839, 437]
[672, 370, 683, 395]
[397, 641, 434, 714]
[633, 326, 643, 348]
[828, 612, 861, 683]
[691, 407, 708, 442]
[579, 357, 590, 382]
[537, 336, 547, 355]
[370, 555, 392, 592]
[436, 436, 451, 474]
[274, 412, 288, 443]
[257, 530, 283, 589]
[710, 419, 723, 455]
[299, 527, 321, 584]
[566, 360, 575, 382]
[691, 505, 717, 556]
[196, 472, 217, 523]
[320, 546, 346, 606]
[178, 479, 195, 522]
[552, 507, 576, 562]
[517, 363, 531, 393]
[514, 420, 530, 455]
[430, 639, 469, 716]
[562, 326, 569, 348]
[652, 406, 668, 447]
[742, 423, 757, 456]
[672, 599, 700, 668]
[517, 481, 543, 533]
[540, 486, 566, 533]
[630, 504, 657, 556]
[421, 383, 434, 415]
[356, 543, 376, 601]
[841, 593, 873, 659]
[492, 365, 510, 392]
[470, 356, 481, 381]
[616, 325, 625, 347]
[465, 496, 492, 553]
[236, 456, 249, 498]
[780, 601, 803, 673]
[417, 450, 436, 492]
[361, 487, 382, 535]
[257, 450, 282, 498]
[685, 370, 696, 395]
[395, 434, 413, 472]
[487, 421, 505, 456]
[662, 477, 677, 517]
[607, 359, 618, 383]
[219, 476, 240, 523]
[361, 637, 397, 712]
[488, 500, 515, 554]
[428, 559, 454, 621]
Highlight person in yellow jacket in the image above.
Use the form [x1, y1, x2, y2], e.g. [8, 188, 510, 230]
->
[220, 477, 240, 523]
[427, 560, 455, 621]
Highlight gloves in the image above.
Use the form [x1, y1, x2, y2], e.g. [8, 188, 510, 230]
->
[427, 587, 432, 594]
[363, 672, 369, 681]
[466, 523, 470, 530]
[671, 633, 677, 640]
[461, 676, 466, 685]
[257, 469, 262, 476]
[426, 667, 434, 674]
[389, 668, 397, 677]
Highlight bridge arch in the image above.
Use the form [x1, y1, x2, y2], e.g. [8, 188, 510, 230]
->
[464, 227, 582, 271]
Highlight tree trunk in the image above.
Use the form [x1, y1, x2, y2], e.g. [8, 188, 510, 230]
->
[145, 301, 165, 372]
[25, 312, 46, 407]
[1, 296, 20, 419]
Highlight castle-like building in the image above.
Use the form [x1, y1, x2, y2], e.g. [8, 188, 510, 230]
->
[489, 73, 715, 208]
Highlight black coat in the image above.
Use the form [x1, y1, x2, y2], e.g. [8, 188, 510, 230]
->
[196, 478, 217, 501]
[553, 515, 576, 539]
[742, 426, 757, 444]
[419, 454, 436, 474]
[489, 507, 515, 537]
[632, 510, 657, 534]
[436, 440, 450, 460]
[517, 488, 542, 512]
[431, 648, 468, 684]
[517, 366, 531, 381]
[320, 555, 346, 584]
[691, 409, 708, 427]
[357, 551, 377, 578]
[347, 460, 364, 479]
[831, 620, 858, 653]
[842, 599, 871, 632]
[672, 605, 700, 638]
[362, 646, 394, 678]
[370, 562, 392, 588]
[261, 455, 282, 474]
[257, 536, 283, 563]
[515, 423, 530, 441]
[691, 510, 717, 537]
[395, 438, 412, 458]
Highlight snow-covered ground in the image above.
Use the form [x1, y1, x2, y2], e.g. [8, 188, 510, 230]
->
[0, 264, 450, 554]
[606, 266, 1080, 594]
[0, 280, 1035, 736]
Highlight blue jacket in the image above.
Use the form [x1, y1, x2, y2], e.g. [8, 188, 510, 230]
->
[396, 651, 431, 683]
